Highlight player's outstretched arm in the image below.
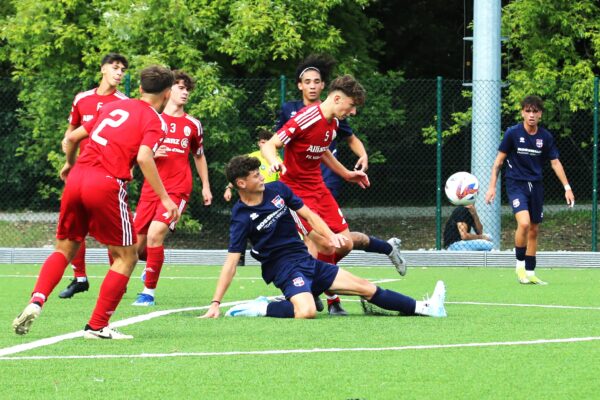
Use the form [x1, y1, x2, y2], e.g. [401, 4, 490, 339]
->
[346, 134, 369, 172]
[550, 158, 575, 207]
[193, 153, 213, 206]
[200, 252, 241, 318]
[262, 134, 286, 175]
[485, 152, 507, 204]
[137, 145, 180, 223]
[322, 150, 370, 189]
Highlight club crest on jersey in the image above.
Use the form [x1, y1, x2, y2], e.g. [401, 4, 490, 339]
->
[181, 138, 189, 149]
[512, 198, 520, 208]
[271, 195, 284, 209]
[519, 137, 525, 143]
[184, 126, 191, 137]
[536, 139, 543, 148]
[292, 277, 305, 287]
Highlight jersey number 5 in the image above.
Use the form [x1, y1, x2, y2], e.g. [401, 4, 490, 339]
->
[91, 109, 130, 146]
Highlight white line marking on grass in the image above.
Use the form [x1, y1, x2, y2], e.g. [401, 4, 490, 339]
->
[0, 301, 247, 357]
[2, 336, 600, 361]
[447, 301, 600, 310]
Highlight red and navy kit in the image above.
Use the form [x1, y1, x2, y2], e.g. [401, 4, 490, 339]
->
[68, 88, 128, 152]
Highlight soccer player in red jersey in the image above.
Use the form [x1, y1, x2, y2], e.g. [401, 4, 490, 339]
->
[12, 66, 180, 339]
[58, 53, 129, 299]
[132, 70, 213, 306]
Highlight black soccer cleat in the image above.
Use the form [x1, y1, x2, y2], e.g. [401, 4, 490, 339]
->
[328, 301, 348, 316]
[58, 279, 90, 299]
[313, 294, 325, 312]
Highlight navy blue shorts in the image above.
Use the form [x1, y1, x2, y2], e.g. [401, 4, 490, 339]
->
[505, 179, 544, 223]
[273, 256, 339, 300]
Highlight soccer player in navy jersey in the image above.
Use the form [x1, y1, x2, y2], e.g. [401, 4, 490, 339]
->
[485, 95, 575, 284]
[272, 57, 406, 315]
[200, 155, 446, 319]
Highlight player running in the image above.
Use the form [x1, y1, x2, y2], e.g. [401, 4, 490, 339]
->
[12, 66, 180, 339]
[58, 53, 129, 299]
[132, 70, 212, 306]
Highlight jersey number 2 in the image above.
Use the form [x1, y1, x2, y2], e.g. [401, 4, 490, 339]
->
[91, 109, 130, 146]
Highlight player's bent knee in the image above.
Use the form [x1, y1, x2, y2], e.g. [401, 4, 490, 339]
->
[293, 303, 317, 319]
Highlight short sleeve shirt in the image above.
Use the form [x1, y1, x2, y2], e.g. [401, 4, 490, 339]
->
[78, 99, 167, 181]
[443, 206, 474, 248]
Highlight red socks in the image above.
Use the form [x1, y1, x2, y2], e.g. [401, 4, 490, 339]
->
[31, 252, 70, 306]
[317, 252, 336, 264]
[71, 242, 87, 278]
[144, 246, 164, 289]
[87, 269, 129, 330]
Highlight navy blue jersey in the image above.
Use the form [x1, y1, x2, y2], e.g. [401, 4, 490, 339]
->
[276, 100, 353, 194]
[228, 181, 309, 283]
[498, 123, 559, 182]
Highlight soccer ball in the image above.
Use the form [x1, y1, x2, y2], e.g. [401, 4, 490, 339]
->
[445, 171, 479, 206]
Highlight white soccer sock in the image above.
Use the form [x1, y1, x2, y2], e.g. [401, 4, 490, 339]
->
[414, 300, 429, 316]
[515, 260, 525, 269]
[142, 287, 156, 297]
[326, 294, 339, 300]
[76, 277, 88, 282]
[525, 270, 535, 277]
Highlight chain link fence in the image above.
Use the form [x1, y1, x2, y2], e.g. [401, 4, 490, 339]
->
[0, 76, 597, 251]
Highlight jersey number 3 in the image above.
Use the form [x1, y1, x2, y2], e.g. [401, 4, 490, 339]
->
[91, 109, 130, 146]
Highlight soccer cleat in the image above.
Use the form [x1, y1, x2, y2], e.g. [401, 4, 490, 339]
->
[328, 301, 348, 316]
[131, 293, 155, 306]
[83, 324, 133, 340]
[526, 275, 548, 285]
[12, 303, 42, 335]
[421, 280, 447, 317]
[516, 266, 529, 284]
[387, 237, 407, 276]
[313, 294, 325, 312]
[225, 296, 269, 317]
[58, 279, 90, 299]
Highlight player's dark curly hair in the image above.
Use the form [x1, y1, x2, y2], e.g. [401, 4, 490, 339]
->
[256, 129, 274, 142]
[521, 95, 544, 112]
[328, 75, 366, 106]
[226, 155, 262, 187]
[140, 66, 174, 94]
[173, 70, 195, 91]
[101, 53, 129, 69]
[295, 54, 337, 83]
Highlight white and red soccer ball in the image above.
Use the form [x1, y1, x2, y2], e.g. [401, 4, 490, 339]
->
[445, 171, 479, 206]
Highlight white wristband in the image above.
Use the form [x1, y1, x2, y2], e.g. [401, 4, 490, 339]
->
[564, 184, 572, 191]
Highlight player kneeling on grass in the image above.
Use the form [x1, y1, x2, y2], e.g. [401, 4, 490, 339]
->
[201, 155, 446, 319]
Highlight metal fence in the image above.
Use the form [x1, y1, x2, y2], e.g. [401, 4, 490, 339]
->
[0, 76, 597, 251]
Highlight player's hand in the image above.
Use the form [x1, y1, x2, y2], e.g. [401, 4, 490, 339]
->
[223, 187, 232, 202]
[269, 162, 286, 176]
[60, 162, 73, 181]
[329, 233, 348, 249]
[202, 187, 213, 206]
[199, 303, 221, 319]
[346, 170, 370, 189]
[154, 145, 169, 158]
[484, 188, 496, 204]
[354, 155, 368, 172]
[161, 197, 181, 224]
[565, 188, 575, 208]
[61, 137, 69, 153]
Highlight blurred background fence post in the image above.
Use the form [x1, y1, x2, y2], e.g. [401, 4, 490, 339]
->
[593, 76, 598, 252]
[435, 76, 443, 250]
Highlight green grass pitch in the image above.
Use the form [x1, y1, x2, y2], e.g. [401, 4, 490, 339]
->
[1, 264, 600, 399]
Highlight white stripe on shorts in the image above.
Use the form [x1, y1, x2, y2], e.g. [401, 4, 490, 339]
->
[168, 198, 187, 231]
[117, 179, 133, 246]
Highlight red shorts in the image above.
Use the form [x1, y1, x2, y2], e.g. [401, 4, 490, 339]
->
[291, 184, 348, 234]
[134, 194, 188, 235]
[57, 165, 136, 246]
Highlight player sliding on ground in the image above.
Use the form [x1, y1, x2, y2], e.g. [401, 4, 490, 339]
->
[201, 155, 446, 319]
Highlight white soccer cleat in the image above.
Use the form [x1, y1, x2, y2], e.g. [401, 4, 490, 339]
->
[83, 325, 133, 340]
[12, 303, 42, 335]
[516, 265, 529, 284]
[422, 280, 447, 318]
[387, 237, 407, 276]
[225, 296, 269, 317]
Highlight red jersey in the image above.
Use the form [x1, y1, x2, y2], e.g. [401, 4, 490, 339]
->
[276, 105, 338, 191]
[78, 99, 167, 181]
[68, 88, 128, 152]
[140, 112, 204, 200]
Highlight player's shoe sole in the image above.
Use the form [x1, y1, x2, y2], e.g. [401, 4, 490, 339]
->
[13, 303, 42, 335]
[387, 237, 407, 276]
[225, 297, 269, 317]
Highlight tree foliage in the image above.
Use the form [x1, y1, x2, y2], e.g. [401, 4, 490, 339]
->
[0, 0, 379, 206]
